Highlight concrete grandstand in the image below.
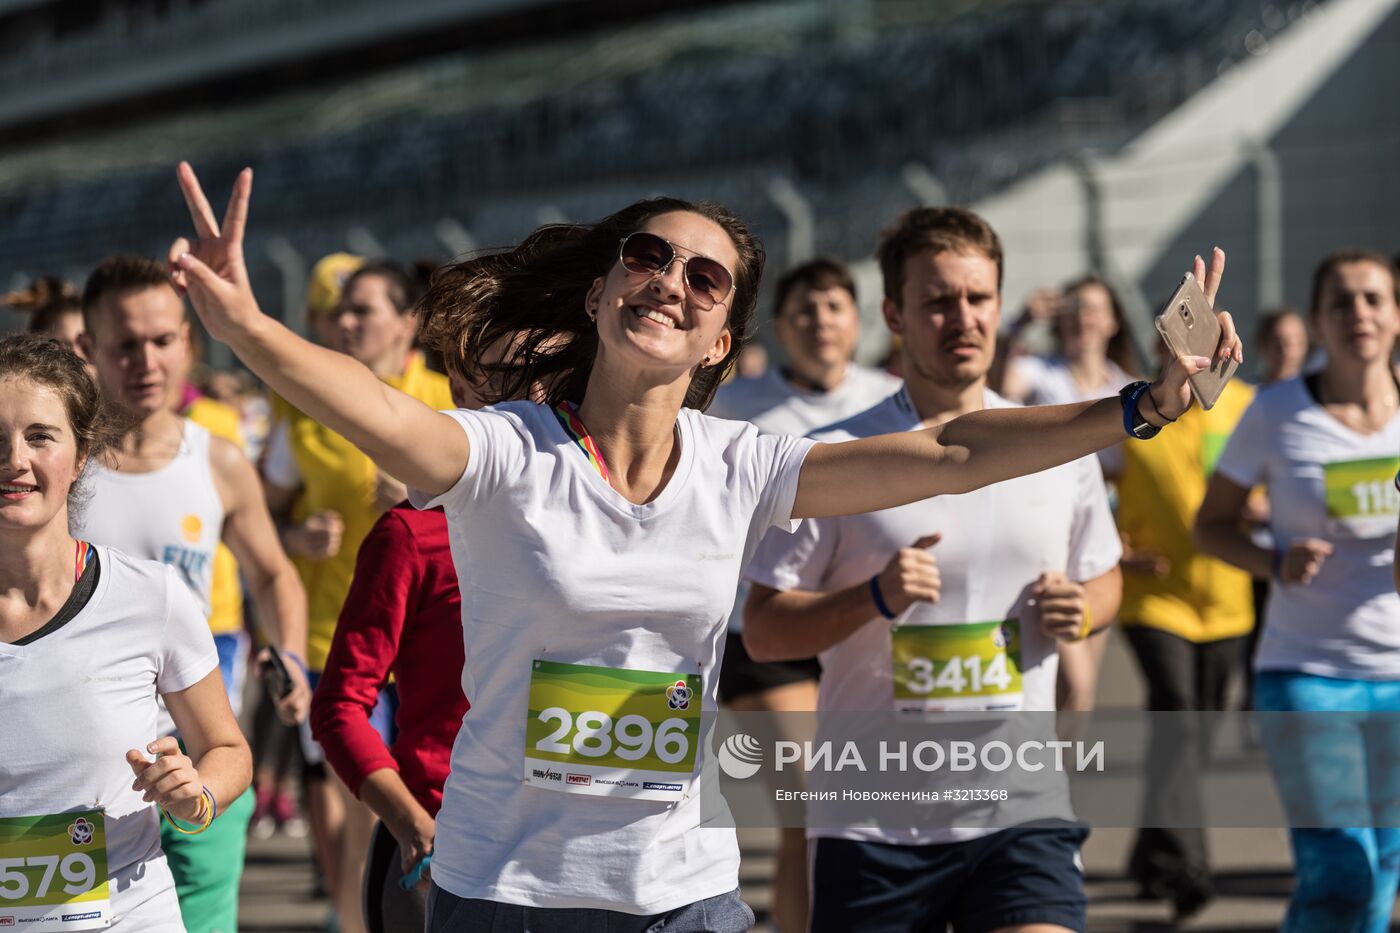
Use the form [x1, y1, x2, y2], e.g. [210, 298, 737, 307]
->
[2, 0, 1392, 371]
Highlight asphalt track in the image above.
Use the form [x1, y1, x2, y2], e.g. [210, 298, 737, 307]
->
[238, 631, 1400, 931]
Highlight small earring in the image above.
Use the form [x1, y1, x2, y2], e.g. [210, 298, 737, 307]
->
[701, 357, 711, 367]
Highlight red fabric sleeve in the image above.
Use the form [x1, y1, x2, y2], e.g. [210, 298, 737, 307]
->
[310, 509, 420, 797]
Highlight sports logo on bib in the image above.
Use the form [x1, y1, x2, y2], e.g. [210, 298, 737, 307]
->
[1324, 457, 1400, 539]
[524, 660, 703, 802]
[665, 680, 692, 710]
[0, 810, 111, 931]
[891, 620, 1023, 712]
[65, 820, 93, 847]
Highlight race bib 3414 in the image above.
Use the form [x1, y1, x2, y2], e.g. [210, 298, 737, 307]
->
[891, 620, 1023, 713]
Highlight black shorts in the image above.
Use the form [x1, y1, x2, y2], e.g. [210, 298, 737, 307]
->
[718, 631, 820, 705]
[364, 821, 428, 933]
[810, 823, 1089, 933]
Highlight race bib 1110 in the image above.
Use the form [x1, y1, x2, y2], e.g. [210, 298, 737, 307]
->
[524, 660, 702, 802]
[0, 810, 110, 931]
[1324, 456, 1400, 539]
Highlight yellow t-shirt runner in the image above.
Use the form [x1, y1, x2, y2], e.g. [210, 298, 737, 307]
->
[273, 354, 452, 671]
[1116, 379, 1255, 643]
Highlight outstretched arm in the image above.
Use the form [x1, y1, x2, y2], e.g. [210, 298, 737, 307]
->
[168, 164, 467, 496]
[794, 252, 1240, 520]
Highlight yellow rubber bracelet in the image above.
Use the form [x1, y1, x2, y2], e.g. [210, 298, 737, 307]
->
[1077, 602, 1094, 641]
[162, 789, 214, 836]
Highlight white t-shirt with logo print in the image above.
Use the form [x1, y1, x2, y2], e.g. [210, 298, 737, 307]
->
[410, 401, 814, 914]
[1215, 377, 1400, 679]
[744, 387, 1121, 845]
[0, 546, 218, 931]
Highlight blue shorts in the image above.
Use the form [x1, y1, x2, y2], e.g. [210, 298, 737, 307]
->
[810, 823, 1089, 933]
[213, 631, 248, 718]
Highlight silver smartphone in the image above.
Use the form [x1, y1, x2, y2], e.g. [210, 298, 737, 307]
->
[1153, 274, 1239, 410]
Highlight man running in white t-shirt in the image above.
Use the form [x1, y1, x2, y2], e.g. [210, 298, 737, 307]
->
[73, 254, 310, 933]
[744, 208, 1123, 933]
[708, 256, 899, 933]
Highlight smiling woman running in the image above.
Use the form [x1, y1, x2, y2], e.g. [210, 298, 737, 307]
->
[166, 164, 1240, 932]
[0, 333, 251, 931]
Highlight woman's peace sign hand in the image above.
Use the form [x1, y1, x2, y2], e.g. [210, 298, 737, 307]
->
[167, 162, 263, 344]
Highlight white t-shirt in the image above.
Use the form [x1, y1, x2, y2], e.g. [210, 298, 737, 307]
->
[1215, 377, 1400, 679]
[709, 365, 902, 438]
[1012, 354, 1133, 407]
[260, 420, 300, 489]
[1012, 354, 1133, 475]
[710, 364, 901, 633]
[0, 546, 218, 931]
[410, 401, 814, 913]
[745, 387, 1121, 845]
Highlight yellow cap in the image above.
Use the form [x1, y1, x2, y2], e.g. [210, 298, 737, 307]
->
[305, 253, 364, 317]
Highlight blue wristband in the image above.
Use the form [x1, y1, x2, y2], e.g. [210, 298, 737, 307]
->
[1123, 382, 1153, 438]
[283, 650, 309, 678]
[869, 576, 897, 621]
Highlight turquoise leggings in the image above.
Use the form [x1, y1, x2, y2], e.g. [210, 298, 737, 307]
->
[1255, 671, 1400, 933]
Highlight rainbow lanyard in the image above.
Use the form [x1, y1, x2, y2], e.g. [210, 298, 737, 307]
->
[553, 402, 611, 484]
[73, 540, 92, 583]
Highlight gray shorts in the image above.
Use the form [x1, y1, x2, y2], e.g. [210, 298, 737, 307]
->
[425, 884, 754, 933]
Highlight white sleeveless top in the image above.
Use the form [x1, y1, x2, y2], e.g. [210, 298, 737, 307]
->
[75, 420, 224, 618]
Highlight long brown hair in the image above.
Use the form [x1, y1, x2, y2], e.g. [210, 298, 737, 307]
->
[417, 198, 765, 411]
[1062, 275, 1140, 378]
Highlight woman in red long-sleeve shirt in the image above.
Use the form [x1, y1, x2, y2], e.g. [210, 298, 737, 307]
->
[312, 500, 464, 932]
[311, 371, 476, 933]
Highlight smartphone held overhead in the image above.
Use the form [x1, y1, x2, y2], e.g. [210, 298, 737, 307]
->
[1155, 273, 1239, 410]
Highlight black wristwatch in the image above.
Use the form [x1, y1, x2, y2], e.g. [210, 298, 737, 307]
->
[1119, 381, 1162, 440]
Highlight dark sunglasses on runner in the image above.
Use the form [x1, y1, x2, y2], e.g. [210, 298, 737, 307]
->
[617, 231, 735, 310]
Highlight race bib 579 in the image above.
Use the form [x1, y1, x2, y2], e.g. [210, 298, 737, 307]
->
[0, 810, 110, 931]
